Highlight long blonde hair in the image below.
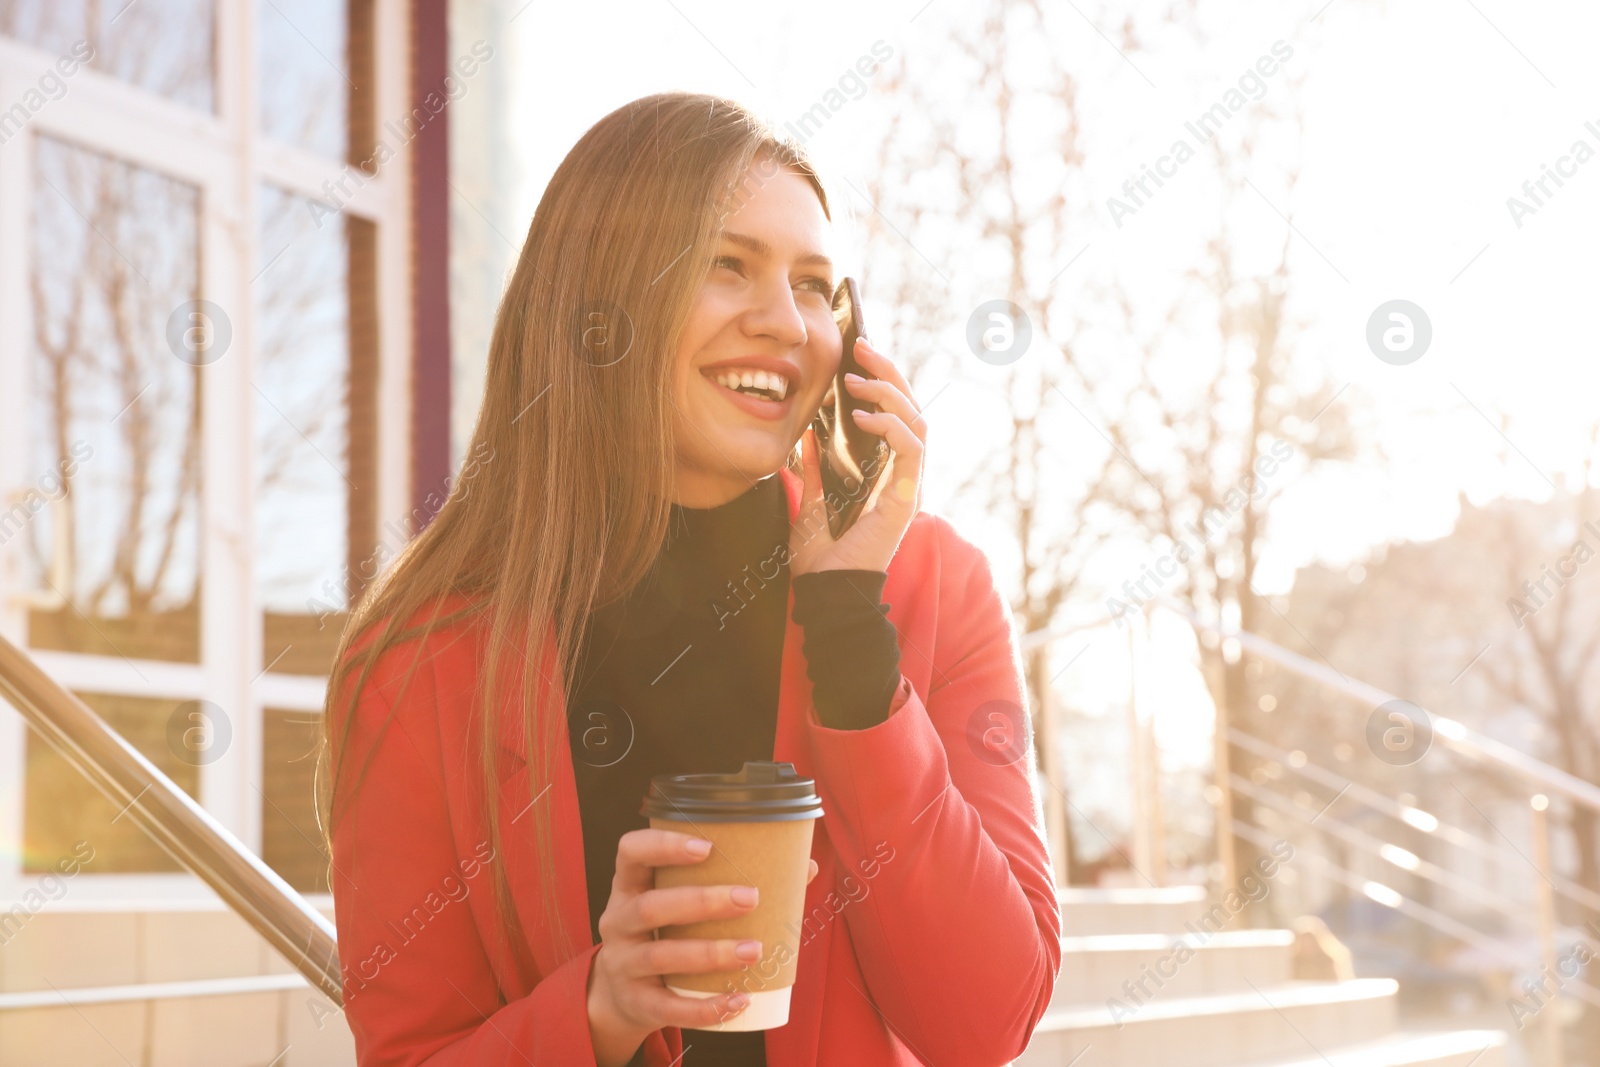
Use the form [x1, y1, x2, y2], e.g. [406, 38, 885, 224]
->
[317, 93, 831, 973]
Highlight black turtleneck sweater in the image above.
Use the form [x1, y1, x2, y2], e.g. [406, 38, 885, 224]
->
[567, 473, 902, 1067]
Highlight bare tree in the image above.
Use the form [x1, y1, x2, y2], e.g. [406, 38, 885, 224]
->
[1077, 75, 1365, 908]
[859, 0, 1201, 881]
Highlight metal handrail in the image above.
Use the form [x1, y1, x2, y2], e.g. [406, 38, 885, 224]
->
[1228, 771, 1529, 921]
[0, 633, 342, 1005]
[1227, 817, 1600, 1010]
[1018, 613, 1112, 653]
[1159, 600, 1600, 814]
[1230, 727, 1600, 915]
[1229, 729, 1518, 868]
[1230, 764, 1600, 1009]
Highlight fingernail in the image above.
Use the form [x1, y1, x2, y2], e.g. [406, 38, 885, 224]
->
[844, 372, 864, 382]
[728, 993, 751, 1011]
[851, 408, 869, 418]
[731, 885, 758, 907]
[687, 838, 712, 857]
[735, 939, 762, 961]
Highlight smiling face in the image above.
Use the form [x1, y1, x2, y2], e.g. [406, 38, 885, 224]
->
[670, 161, 840, 507]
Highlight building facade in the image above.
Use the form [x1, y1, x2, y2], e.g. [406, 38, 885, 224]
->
[0, 0, 503, 916]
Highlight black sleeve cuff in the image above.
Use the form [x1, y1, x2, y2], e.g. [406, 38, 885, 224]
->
[790, 570, 901, 730]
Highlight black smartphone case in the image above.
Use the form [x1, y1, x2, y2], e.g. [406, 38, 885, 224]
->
[811, 278, 890, 538]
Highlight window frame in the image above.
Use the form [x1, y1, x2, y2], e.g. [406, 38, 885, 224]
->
[0, 0, 414, 906]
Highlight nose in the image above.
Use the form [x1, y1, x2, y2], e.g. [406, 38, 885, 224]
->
[740, 276, 808, 348]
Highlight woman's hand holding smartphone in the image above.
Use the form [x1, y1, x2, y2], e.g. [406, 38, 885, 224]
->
[789, 279, 927, 576]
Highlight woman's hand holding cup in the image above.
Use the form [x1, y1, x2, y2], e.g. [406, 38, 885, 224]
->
[586, 827, 818, 1067]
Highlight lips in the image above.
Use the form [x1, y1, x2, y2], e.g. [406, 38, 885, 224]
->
[701, 368, 794, 421]
[706, 366, 790, 401]
[697, 356, 803, 422]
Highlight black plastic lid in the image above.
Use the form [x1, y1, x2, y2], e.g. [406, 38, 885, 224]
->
[641, 761, 824, 823]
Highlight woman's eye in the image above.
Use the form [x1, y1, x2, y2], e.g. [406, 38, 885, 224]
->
[713, 256, 829, 296]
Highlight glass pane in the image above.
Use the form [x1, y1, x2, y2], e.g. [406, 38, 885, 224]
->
[257, 185, 377, 677]
[0, 0, 214, 112]
[259, 0, 349, 159]
[26, 136, 202, 664]
[261, 708, 328, 892]
[24, 692, 201, 874]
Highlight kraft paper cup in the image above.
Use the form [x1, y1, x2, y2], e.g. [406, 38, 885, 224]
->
[642, 761, 823, 1031]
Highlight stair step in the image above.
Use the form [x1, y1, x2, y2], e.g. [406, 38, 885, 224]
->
[1017, 979, 1399, 1067]
[1059, 885, 1214, 936]
[0, 988, 354, 1067]
[1054, 929, 1294, 1007]
[0, 904, 352, 1066]
[0, 973, 308, 1010]
[1231, 1029, 1508, 1067]
[0, 902, 333, 990]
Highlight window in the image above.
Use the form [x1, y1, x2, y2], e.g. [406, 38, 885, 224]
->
[0, 0, 215, 111]
[26, 137, 203, 664]
[23, 693, 200, 874]
[256, 0, 380, 679]
[0, 0, 405, 893]
[261, 707, 327, 892]
[257, 184, 379, 678]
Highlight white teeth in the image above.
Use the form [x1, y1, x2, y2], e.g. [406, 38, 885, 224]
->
[709, 367, 788, 401]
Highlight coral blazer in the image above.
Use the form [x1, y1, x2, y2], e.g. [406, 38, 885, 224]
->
[328, 467, 1061, 1065]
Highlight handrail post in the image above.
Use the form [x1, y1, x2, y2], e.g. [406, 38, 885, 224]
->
[1148, 599, 1239, 895]
[1531, 794, 1564, 1067]
[1030, 644, 1068, 888]
[1127, 623, 1153, 881]
[1207, 635, 1238, 896]
[1143, 627, 1168, 888]
[1127, 617, 1166, 886]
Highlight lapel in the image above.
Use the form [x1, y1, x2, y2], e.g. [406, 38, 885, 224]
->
[490, 467, 828, 1066]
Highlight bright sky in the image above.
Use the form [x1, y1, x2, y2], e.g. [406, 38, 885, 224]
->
[497, 0, 1600, 777]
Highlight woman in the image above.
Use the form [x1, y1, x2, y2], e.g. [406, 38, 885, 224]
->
[319, 92, 1060, 1067]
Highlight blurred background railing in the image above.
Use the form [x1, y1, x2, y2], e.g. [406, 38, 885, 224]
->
[1018, 601, 1598, 1067]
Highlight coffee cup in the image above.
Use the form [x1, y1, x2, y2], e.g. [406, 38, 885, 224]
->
[642, 760, 823, 1031]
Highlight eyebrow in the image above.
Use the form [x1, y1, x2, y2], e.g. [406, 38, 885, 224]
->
[720, 231, 833, 271]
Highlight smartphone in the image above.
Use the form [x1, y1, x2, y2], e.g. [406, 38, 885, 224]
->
[811, 277, 890, 539]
